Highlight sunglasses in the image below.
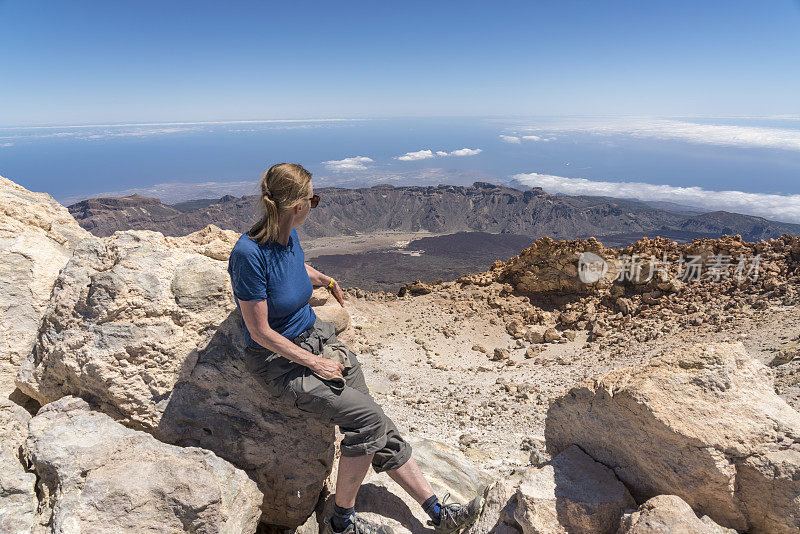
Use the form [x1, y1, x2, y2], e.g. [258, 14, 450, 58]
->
[307, 194, 320, 208]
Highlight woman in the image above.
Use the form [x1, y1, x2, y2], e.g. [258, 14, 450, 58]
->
[227, 163, 483, 533]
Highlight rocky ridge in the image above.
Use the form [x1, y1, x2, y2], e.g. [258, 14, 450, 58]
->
[67, 182, 800, 242]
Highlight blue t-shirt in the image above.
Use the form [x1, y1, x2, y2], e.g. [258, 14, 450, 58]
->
[227, 227, 316, 347]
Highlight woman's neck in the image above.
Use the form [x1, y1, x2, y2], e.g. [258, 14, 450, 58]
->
[276, 216, 293, 247]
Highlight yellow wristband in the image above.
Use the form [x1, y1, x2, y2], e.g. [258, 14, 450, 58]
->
[327, 277, 335, 289]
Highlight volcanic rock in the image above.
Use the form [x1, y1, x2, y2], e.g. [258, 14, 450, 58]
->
[617, 495, 736, 534]
[25, 396, 262, 533]
[0, 175, 91, 398]
[513, 445, 635, 534]
[15, 228, 336, 527]
[545, 342, 800, 533]
[0, 399, 36, 533]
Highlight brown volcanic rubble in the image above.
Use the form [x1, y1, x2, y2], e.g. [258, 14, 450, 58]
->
[447, 234, 800, 351]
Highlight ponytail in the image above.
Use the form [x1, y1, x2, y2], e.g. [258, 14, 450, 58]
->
[248, 163, 312, 245]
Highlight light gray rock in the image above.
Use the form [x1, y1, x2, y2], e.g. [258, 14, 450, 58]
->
[513, 445, 635, 534]
[0, 399, 37, 534]
[616, 495, 736, 534]
[25, 396, 262, 533]
[0, 398, 30, 455]
[0, 175, 91, 398]
[546, 342, 800, 533]
[523, 435, 549, 468]
[464, 477, 522, 534]
[15, 229, 336, 527]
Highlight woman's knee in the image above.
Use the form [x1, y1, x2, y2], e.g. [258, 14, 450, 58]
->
[333, 392, 391, 455]
[334, 395, 386, 435]
[372, 438, 412, 473]
[340, 428, 388, 457]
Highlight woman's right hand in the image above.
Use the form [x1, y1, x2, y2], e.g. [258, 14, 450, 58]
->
[311, 357, 345, 379]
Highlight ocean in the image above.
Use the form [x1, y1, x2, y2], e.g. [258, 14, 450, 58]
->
[1, 116, 799, 221]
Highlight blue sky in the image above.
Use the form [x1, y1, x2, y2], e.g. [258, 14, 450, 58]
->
[1, 0, 799, 126]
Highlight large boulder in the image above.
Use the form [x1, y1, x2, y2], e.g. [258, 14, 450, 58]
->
[617, 495, 736, 534]
[513, 445, 635, 534]
[498, 237, 620, 295]
[0, 399, 37, 533]
[546, 342, 800, 533]
[0, 175, 90, 398]
[164, 224, 240, 260]
[25, 396, 262, 533]
[15, 229, 336, 527]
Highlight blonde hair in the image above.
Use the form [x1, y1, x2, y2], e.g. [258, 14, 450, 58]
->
[248, 163, 312, 245]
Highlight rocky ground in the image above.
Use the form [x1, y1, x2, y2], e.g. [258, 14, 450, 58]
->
[339, 279, 800, 480]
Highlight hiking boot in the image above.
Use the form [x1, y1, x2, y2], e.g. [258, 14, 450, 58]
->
[426, 492, 485, 533]
[323, 514, 395, 534]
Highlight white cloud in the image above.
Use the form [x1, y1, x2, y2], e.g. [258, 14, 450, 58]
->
[512, 171, 800, 224]
[0, 142, 13, 147]
[396, 147, 482, 161]
[521, 135, 553, 142]
[448, 148, 482, 157]
[501, 133, 553, 143]
[518, 118, 800, 152]
[395, 149, 436, 161]
[323, 156, 374, 172]
[500, 135, 521, 144]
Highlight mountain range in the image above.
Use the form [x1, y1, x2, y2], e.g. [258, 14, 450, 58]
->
[67, 182, 800, 243]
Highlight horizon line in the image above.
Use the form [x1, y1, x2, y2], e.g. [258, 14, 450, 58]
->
[3, 114, 800, 130]
[0, 118, 370, 130]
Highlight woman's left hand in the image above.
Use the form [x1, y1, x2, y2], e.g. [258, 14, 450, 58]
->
[329, 280, 345, 307]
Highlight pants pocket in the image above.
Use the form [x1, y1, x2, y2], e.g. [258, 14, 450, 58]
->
[289, 373, 336, 422]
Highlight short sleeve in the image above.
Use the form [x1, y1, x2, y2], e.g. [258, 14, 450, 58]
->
[228, 245, 268, 301]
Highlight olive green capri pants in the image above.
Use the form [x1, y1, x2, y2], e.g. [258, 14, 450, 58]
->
[244, 316, 412, 472]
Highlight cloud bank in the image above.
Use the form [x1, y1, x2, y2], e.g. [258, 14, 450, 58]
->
[396, 148, 482, 160]
[0, 119, 364, 142]
[500, 134, 553, 144]
[323, 156, 374, 171]
[515, 119, 800, 152]
[512, 172, 800, 224]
